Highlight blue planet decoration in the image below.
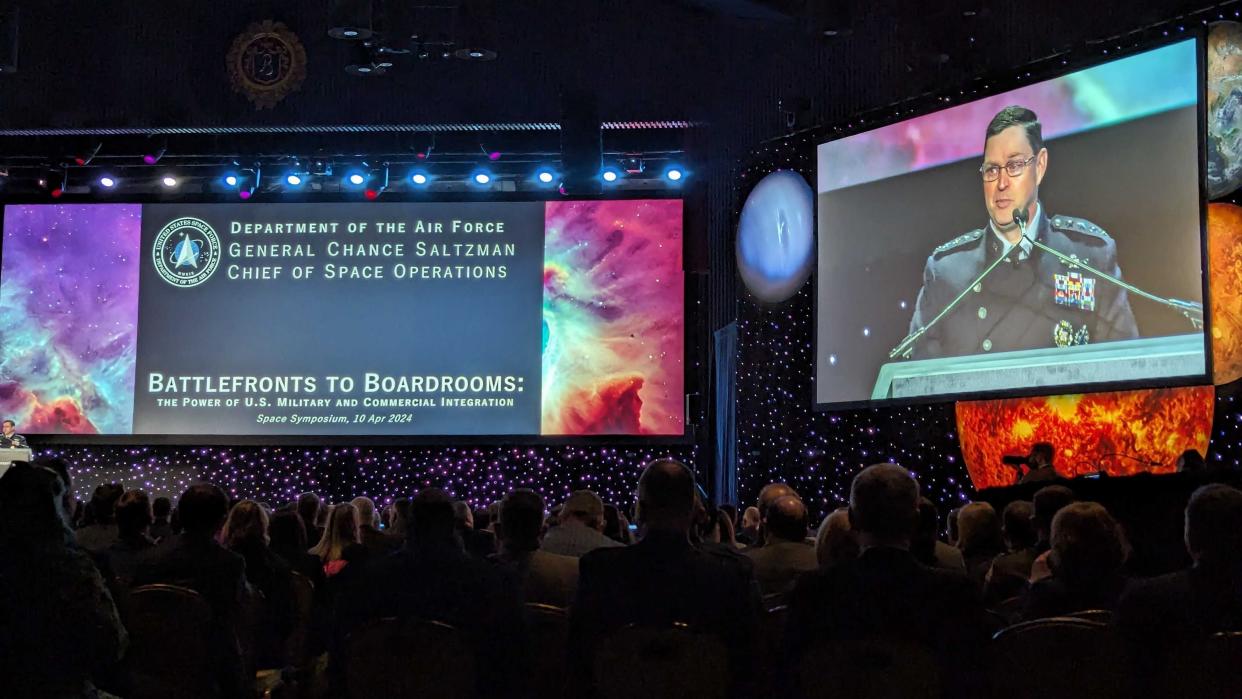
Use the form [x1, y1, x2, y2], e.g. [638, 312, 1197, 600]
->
[736, 170, 815, 303]
[1208, 22, 1242, 199]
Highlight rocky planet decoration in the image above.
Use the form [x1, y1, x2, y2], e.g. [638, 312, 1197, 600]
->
[955, 386, 1215, 489]
[736, 170, 815, 303]
[1209, 202, 1242, 385]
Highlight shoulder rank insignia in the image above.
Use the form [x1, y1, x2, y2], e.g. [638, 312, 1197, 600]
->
[1051, 215, 1110, 240]
[932, 228, 984, 256]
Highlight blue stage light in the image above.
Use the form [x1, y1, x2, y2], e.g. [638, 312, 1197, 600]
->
[472, 171, 492, 185]
[223, 173, 239, 187]
[409, 171, 429, 185]
[346, 171, 367, 187]
[536, 168, 556, 185]
[161, 175, 179, 189]
[285, 173, 303, 187]
[600, 167, 621, 183]
[665, 166, 685, 182]
[98, 175, 117, 189]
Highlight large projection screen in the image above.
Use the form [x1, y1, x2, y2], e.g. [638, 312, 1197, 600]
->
[815, 39, 1207, 407]
[0, 199, 685, 440]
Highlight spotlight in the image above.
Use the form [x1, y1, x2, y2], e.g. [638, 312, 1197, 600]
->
[364, 164, 389, 200]
[472, 170, 492, 185]
[664, 165, 685, 182]
[143, 144, 167, 165]
[72, 142, 103, 167]
[236, 165, 260, 199]
[600, 167, 621, 183]
[536, 168, 556, 185]
[344, 168, 368, 187]
[223, 173, 239, 187]
[98, 175, 117, 189]
[161, 175, 179, 189]
[409, 171, 429, 186]
[309, 159, 333, 177]
[285, 173, 304, 187]
[328, 26, 374, 40]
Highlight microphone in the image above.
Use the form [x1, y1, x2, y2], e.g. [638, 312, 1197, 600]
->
[889, 224, 1021, 359]
[1020, 212, 1204, 329]
[1013, 206, 1029, 231]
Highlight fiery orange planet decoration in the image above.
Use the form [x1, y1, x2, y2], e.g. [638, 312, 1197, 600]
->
[955, 386, 1213, 490]
[1209, 203, 1242, 385]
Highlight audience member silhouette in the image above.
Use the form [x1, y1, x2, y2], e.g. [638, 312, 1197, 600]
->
[223, 500, 295, 646]
[1022, 501, 1129, 620]
[1028, 485, 1076, 581]
[132, 483, 247, 698]
[351, 496, 400, 558]
[492, 488, 579, 608]
[784, 463, 989, 696]
[1117, 484, 1242, 661]
[912, 496, 966, 572]
[311, 503, 368, 579]
[149, 495, 173, 542]
[569, 458, 762, 697]
[744, 494, 817, 595]
[814, 507, 859, 568]
[737, 505, 761, 546]
[296, 492, 324, 547]
[0, 464, 128, 699]
[454, 499, 498, 558]
[956, 502, 1005, 584]
[984, 500, 1037, 604]
[338, 487, 526, 698]
[108, 489, 156, 585]
[753, 482, 799, 547]
[76, 482, 124, 553]
[542, 490, 623, 557]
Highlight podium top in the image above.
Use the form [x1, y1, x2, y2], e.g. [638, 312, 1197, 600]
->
[0, 447, 33, 464]
[872, 333, 1206, 400]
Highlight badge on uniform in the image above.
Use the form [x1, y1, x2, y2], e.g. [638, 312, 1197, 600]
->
[1053, 320, 1090, 347]
[1054, 271, 1096, 311]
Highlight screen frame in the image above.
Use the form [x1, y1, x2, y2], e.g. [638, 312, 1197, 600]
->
[811, 31, 1212, 412]
[0, 190, 696, 446]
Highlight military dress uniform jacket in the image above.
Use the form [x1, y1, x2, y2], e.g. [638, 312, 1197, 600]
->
[907, 211, 1138, 359]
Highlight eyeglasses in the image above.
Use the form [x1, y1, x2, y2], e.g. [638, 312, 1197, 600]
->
[979, 154, 1036, 182]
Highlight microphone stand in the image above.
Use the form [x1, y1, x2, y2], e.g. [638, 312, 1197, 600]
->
[890, 237, 1019, 359]
[1025, 237, 1204, 329]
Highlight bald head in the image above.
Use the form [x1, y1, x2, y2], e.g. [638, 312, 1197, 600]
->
[849, 463, 919, 543]
[637, 458, 695, 531]
[757, 483, 798, 518]
[766, 495, 808, 543]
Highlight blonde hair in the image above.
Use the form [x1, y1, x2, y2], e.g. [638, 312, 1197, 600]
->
[222, 500, 269, 548]
[310, 503, 360, 562]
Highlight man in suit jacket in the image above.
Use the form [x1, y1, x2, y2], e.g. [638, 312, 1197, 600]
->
[744, 494, 817, 595]
[569, 459, 762, 697]
[541, 490, 622, 558]
[337, 488, 527, 697]
[132, 483, 248, 699]
[1116, 484, 1242, 674]
[492, 488, 579, 608]
[784, 463, 989, 696]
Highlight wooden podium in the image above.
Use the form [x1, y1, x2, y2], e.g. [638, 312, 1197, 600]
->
[872, 334, 1206, 400]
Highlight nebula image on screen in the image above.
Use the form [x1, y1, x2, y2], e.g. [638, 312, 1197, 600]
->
[0, 204, 141, 434]
[540, 200, 684, 435]
[955, 386, 1213, 490]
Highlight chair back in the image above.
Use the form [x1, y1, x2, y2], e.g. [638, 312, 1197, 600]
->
[345, 618, 475, 699]
[593, 624, 730, 699]
[796, 639, 941, 699]
[991, 617, 1125, 699]
[525, 603, 569, 698]
[125, 584, 218, 699]
[1153, 630, 1242, 699]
